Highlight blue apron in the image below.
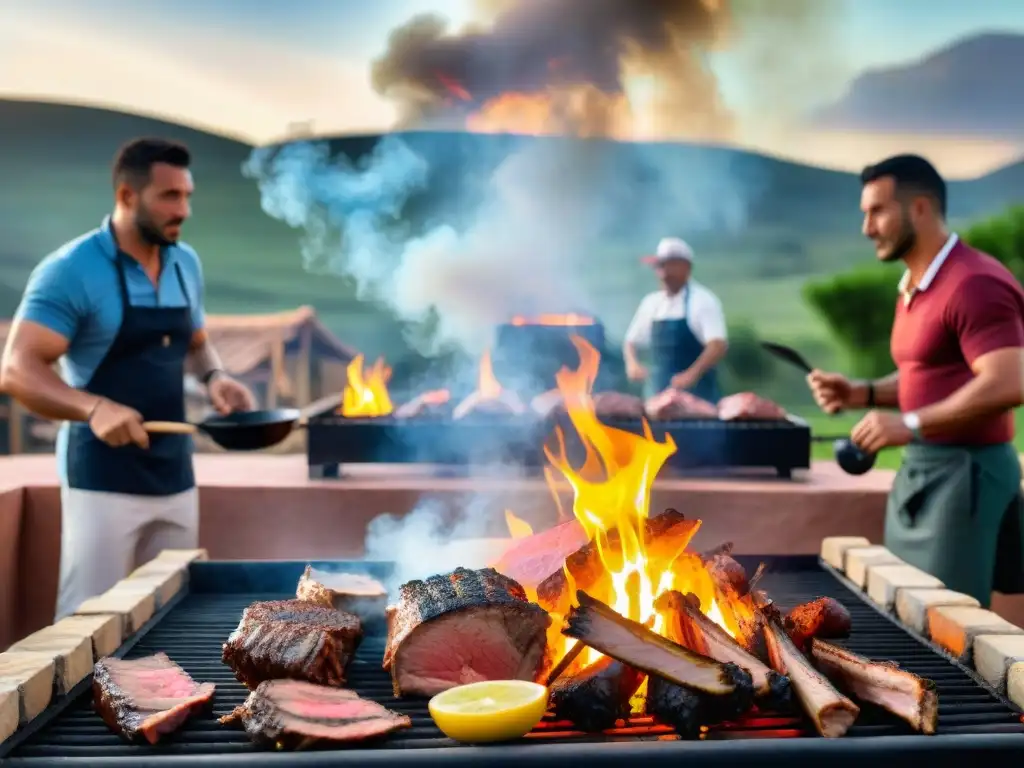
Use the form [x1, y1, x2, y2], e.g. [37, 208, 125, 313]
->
[649, 286, 721, 403]
[65, 251, 195, 496]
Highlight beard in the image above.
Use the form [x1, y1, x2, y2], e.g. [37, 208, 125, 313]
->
[876, 215, 916, 263]
[135, 206, 182, 247]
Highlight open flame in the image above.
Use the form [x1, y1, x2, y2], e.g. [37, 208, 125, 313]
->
[477, 348, 503, 400]
[502, 336, 755, 692]
[340, 354, 394, 417]
[509, 314, 595, 327]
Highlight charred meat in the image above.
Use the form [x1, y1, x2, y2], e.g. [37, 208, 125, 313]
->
[657, 591, 792, 711]
[221, 679, 411, 749]
[702, 549, 750, 597]
[549, 655, 646, 732]
[645, 675, 705, 739]
[785, 597, 853, 651]
[93, 653, 215, 744]
[563, 590, 754, 720]
[296, 566, 388, 620]
[644, 389, 718, 421]
[811, 640, 938, 734]
[759, 598, 859, 738]
[384, 567, 551, 697]
[222, 599, 362, 689]
[537, 509, 699, 615]
[717, 393, 787, 421]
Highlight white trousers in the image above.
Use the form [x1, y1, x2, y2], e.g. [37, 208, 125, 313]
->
[55, 486, 199, 621]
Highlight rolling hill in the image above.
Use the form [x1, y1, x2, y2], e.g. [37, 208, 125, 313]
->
[1, 98, 1021, 359]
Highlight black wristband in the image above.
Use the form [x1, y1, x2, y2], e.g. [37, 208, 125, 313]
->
[866, 382, 876, 407]
[201, 369, 224, 386]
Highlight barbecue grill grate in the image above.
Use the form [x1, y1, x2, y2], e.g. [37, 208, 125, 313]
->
[3, 557, 1023, 767]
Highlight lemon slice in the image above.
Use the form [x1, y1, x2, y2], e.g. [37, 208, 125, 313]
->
[428, 680, 549, 743]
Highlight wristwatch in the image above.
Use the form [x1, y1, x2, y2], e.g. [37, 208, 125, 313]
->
[902, 411, 922, 440]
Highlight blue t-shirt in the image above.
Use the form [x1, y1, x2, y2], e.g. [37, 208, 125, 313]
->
[13, 216, 206, 479]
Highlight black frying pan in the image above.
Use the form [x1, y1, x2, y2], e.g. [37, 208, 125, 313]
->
[145, 408, 305, 451]
[760, 340, 877, 474]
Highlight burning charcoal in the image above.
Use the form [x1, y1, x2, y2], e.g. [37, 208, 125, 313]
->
[758, 597, 860, 738]
[384, 568, 551, 697]
[643, 389, 718, 421]
[394, 390, 451, 419]
[658, 591, 792, 712]
[784, 597, 852, 651]
[550, 656, 646, 732]
[810, 640, 938, 734]
[563, 591, 755, 721]
[645, 675, 705, 739]
[536, 509, 699, 615]
[717, 393, 787, 421]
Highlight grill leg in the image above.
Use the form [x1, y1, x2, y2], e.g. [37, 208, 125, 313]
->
[776, 466, 792, 480]
[308, 462, 341, 479]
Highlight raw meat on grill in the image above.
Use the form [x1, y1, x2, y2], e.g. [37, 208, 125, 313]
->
[384, 567, 552, 697]
[491, 518, 591, 589]
[452, 390, 527, 419]
[93, 653, 215, 744]
[296, 566, 388, 620]
[222, 599, 363, 689]
[529, 390, 644, 421]
[221, 679, 411, 749]
[394, 390, 452, 419]
[717, 392, 787, 421]
[644, 389, 718, 420]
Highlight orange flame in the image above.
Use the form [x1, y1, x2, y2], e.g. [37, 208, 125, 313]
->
[510, 314, 595, 327]
[340, 354, 394, 417]
[465, 85, 634, 139]
[477, 349, 503, 399]
[505, 510, 534, 539]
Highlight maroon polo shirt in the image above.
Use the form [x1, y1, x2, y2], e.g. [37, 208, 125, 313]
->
[890, 240, 1024, 445]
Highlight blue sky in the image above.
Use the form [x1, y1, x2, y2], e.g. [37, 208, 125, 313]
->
[2, 0, 1022, 176]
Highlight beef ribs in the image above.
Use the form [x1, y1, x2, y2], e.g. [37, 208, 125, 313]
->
[717, 392, 787, 421]
[222, 679, 411, 749]
[93, 653, 215, 744]
[296, 566, 389, 620]
[644, 389, 718, 420]
[222, 599, 363, 689]
[384, 567, 552, 697]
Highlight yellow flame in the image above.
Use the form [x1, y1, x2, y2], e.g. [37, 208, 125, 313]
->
[504, 510, 534, 539]
[341, 355, 394, 417]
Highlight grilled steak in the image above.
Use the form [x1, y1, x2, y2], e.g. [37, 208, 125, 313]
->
[531, 390, 644, 421]
[222, 679, 411, 749]
[644, 389, 718, 420]
[222, 599, 362, 689]
[296, 566, 388, 620]
[384, 567, 552, 697]
[491, 518, 590, 589]
[93, 653, 215, 744]
[717, 392, 787, 421]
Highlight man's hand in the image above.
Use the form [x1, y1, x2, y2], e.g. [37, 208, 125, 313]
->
[850, 410, 912, 453]
[89, 398, 149, 448]
[807, 369, 855, 414]
[626, 360, 648, 382]
[671, 368, 699, 391]
[208, 374, 256, 415]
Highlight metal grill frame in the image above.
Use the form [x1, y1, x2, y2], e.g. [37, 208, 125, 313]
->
[306, 415, 811, 480]
[3, 556, 1022, 767]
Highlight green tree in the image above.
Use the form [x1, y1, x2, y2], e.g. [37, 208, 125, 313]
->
[802, 205, 1024, 377]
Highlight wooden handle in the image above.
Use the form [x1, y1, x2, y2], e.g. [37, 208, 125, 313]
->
[143, 421, 197, 435]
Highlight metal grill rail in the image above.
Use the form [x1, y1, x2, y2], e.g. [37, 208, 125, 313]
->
[3, 558, 1023, 767]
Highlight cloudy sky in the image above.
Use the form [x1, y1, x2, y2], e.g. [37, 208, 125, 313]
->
[2, 0, 1022, 176]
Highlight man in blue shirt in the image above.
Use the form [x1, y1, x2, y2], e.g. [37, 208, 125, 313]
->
[0, 137, 254, 619]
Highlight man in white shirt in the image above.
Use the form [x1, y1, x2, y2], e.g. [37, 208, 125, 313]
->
[623, 237, 729, 401]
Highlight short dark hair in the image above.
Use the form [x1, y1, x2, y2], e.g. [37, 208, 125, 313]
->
[860, 154, 947, 218]
[112, 137, 191, 190]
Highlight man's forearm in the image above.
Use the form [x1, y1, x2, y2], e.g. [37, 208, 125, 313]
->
[686, 340, 727, 378]
[1, 355, 97, 421]
[623, 341, 640, 368]
[850, 371, 900, 409]
[916, 372, 1021, 438]
[188, 337, 224, 382]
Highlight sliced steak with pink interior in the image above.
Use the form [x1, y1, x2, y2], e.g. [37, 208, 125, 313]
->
[221, 679, 411, 749]
[491, 518, 590, 589]
[384, 567, 552, 697]
[93, 653, 216, 744]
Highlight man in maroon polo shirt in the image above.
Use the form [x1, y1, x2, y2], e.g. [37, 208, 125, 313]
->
[808, 154, 1024, 606]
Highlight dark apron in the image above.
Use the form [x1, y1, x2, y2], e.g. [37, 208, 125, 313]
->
[66, 253, 195, 496]
[885, 441, 1024, 607]
[649, 286, 721, 403]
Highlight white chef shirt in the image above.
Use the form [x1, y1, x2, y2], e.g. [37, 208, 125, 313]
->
[624, 280, 727, 348]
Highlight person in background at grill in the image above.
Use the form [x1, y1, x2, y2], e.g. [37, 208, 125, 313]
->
[0, 137, 255, 620]
[623, 237, 728, 402]
[807, 154, 1024, 607]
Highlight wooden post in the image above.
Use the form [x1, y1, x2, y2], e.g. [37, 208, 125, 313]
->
[267, 334, 284, 409]
[9, 398, 23, 455]
[296, 321, 313, 407]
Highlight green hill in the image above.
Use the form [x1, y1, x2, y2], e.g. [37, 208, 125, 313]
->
[1, 98, 1020, 360]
